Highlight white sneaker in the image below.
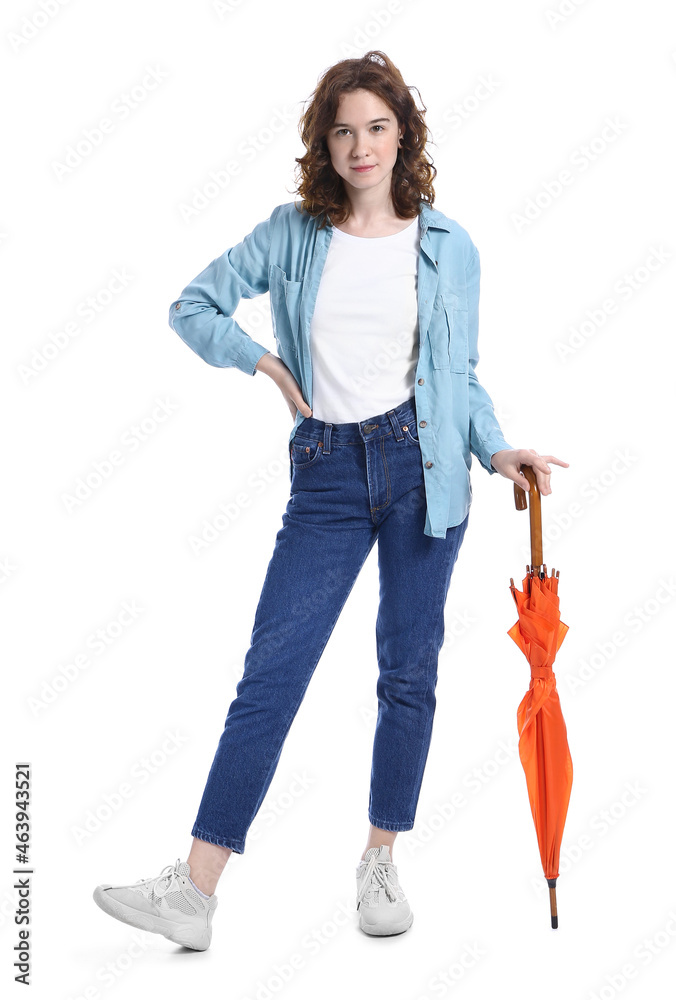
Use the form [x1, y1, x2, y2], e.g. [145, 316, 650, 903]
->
[355, 845, 413, 936]
[93, 858, 218, 951]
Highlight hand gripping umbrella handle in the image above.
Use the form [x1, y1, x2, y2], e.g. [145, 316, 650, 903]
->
[513, 464, 543, 571]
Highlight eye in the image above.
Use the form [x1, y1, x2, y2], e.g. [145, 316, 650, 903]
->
[334, 125, 386, 136]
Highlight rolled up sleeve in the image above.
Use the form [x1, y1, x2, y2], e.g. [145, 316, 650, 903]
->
[168, 211, 274, 376]
[465, 246, 514, 473]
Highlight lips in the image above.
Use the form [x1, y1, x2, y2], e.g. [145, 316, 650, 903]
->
[352, 165, 375, 172]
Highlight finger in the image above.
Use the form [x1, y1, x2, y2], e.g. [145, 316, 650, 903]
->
[536, 455, 569, 492]
[530, 454, 559, 477]
[533, 464, 552, 493]
[521, 463, 550, 495]
[520, 452, 570, 471]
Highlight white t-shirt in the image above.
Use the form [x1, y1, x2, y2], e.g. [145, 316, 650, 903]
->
[309, 216, 420, 423]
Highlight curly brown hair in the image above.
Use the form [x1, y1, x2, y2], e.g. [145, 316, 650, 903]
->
[292, 50, 436, 229]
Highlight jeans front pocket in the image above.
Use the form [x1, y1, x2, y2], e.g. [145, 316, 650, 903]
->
[290, 438, 323, 469]
[400, 419, 420, 445]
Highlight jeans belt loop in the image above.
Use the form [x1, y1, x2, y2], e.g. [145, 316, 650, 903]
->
[322, 423, 332, 454]
[387, 408, 405, 441]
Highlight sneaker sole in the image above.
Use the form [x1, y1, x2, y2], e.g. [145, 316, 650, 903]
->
[358, 911, 414, 936]
[92, 886, 211, 951]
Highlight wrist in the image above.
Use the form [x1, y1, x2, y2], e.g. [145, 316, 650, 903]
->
[490, 448, 508, 470]
[254, 351, 280, 377]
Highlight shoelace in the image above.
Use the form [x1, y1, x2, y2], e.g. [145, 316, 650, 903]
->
[136, 858, 183, 899]
[357, 854, 400, 906]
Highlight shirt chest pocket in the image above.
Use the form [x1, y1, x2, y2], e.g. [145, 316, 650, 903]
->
[269, 263, 303, 357]
[442, 293, 468, 374]
[429, 293, 468, 373]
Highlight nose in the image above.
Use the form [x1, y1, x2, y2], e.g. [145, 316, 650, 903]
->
[351, 132, 372, 157]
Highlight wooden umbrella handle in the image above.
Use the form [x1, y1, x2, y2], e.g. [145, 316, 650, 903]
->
[513, 464, 542, 570]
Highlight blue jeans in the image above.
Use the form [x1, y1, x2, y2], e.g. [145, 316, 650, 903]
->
[191, 395, 469, 853]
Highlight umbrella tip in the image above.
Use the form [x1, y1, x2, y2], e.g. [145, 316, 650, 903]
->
[551, 914, 558, 930]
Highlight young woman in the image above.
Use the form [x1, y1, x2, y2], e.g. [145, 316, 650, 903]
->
[93, 50, 567, 951]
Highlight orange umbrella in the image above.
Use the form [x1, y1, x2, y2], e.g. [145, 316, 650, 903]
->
[507, 465, 573, 928]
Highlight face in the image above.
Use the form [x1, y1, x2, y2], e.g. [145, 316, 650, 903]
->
[325, 88, 403, 197]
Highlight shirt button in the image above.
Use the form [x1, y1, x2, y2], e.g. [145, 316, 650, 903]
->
[425, 461, 433, 469]
[419, 420, 427, 428]
[175, 302, 181, 310]
[418, 377, 424, 385]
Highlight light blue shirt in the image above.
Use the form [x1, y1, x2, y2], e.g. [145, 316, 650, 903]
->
[169, 199, 514, 539]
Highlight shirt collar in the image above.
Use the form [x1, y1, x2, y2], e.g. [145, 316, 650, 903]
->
[418, 200, 453, 233]
[311, 199, 453, 234]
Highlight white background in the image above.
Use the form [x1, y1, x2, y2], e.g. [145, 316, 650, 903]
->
[3, 1, 676, 998]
